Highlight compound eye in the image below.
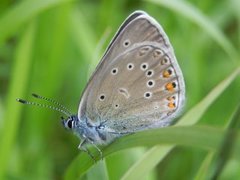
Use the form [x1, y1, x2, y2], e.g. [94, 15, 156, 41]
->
[67, 119, 73, 129]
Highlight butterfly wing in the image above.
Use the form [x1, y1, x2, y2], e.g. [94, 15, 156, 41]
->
[78, 11, 185, 133]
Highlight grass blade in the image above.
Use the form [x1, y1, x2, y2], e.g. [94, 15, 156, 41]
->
[0, 22, 36, 180]
[178, 67, 240, 126]
[64, 125, 240, 179]
[208, 102, 240, 179]
[121, 146, 173, 180]
[0, 0, 74, 44]
[195, 152, 215, 180]
[146, 0, 239, 63]
[70, 8, 96, 64]
[87, 160, 109, 180]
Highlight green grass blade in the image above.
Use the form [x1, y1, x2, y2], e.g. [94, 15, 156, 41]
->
[105, 126, 240, 160]
[0, 98, 3, 122]
[87, 160, 109, 180]
[70, 8, 96, 64]
[146, 0, 239, 63]
[195, 152, 215, 180]
[21, 4, 73, 178]
[178, 67, 240, 126]
[64, 125, 240, 179]
[208, 102, 240, 179]
[0, 0, 74, 45]
[195, 100, 240, 180]
[0, 22, 36, 180]
[121, 145, 173, 180]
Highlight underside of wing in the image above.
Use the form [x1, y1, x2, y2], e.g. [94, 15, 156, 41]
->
[78, 11, 185, 133]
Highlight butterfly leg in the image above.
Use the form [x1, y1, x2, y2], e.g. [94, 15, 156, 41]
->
[78, 139, 96, 162]
[88, 140, 103, 160]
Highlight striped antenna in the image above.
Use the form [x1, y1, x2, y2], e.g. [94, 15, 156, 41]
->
[31, 93, 72, 115]
[16, 98, 71, 117]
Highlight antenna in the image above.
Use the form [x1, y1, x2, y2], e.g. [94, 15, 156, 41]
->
[31, 93, 72, 115]
[16, 98, 72, 117]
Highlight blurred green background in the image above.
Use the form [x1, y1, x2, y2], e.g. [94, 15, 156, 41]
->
[0, 0, 240, 179]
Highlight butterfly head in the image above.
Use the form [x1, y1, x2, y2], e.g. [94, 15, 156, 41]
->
[61, 114, 108, 144]
[61, 115, 90, 140]
[61, 115, 87, 136]
[61, 115, 79, 130]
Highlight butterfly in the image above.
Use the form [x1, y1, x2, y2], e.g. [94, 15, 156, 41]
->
[17, 10, 185, 159]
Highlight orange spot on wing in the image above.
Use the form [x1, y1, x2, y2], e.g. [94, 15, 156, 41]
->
[163, 69, 172, 78]
[167, 96, 176, 109]
[163, 70, 170, 78]
[168, 102, 176, 108]
[165, 82, 176, 92]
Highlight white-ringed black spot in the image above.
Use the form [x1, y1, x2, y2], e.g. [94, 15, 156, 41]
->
[146, 69, 154, 77]
[114, 104, 119, 109]
[127, 63, 134, 70]
[99, 94, 106, 101]
[144, 92, 152, 99]
[147, 80, 155, 88]
[123, 39, 130, 47]
[111, 68, 118, 75]
[140, 63, 148, 71]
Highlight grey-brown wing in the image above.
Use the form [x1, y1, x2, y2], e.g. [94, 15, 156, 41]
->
[78, 11, 185, 133]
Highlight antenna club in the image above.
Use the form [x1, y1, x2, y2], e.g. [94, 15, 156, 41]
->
[16, 98, 27, 104]
[32, 93, 40, 98]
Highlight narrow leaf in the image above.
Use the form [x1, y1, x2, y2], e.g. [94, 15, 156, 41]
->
[0, 0, 74, 44]
[121, 146, 173, 180]
[208, 102, 240, 179]
[0, 22, 36, 180]
[146, 0, 239, 63]
[178, 67, 240, 126]
[64, 126, 240, 179]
